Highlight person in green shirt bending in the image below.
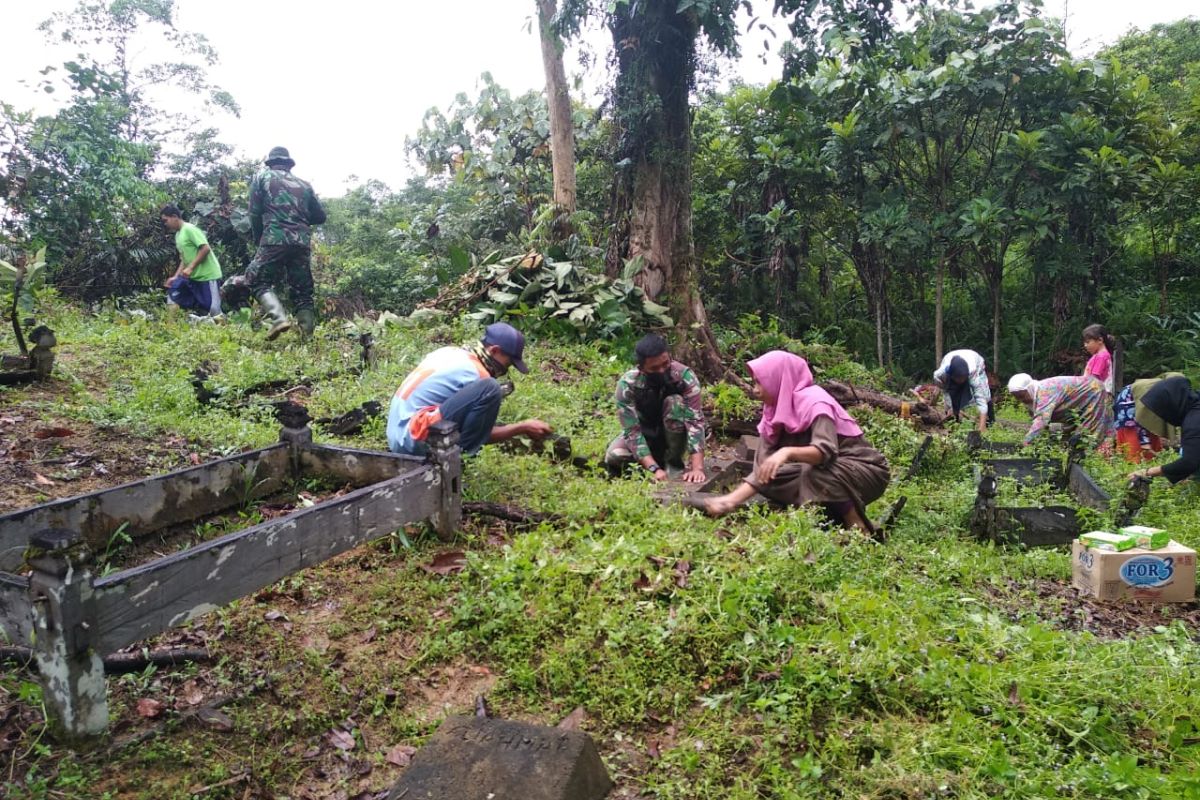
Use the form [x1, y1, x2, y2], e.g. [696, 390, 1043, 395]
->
[161, 204, 223, 317]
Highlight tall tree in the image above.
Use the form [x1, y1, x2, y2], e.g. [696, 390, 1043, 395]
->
[537, 0, 578, 214]
[1, 0, 239, 288]
[37, 0, 239, 145]
[407, 74, 555, 231]
[562, 0, 746, 377]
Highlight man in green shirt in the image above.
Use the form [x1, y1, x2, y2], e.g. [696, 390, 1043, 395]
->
[161, 204, 223, 317]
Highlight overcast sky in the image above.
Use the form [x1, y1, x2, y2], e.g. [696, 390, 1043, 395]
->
[0, 1, 1194, 196]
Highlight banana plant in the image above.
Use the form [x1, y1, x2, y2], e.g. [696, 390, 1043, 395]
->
[0, 248, 48, 357]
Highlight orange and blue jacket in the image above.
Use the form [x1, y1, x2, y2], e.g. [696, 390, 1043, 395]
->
[386, 347, 490, 453]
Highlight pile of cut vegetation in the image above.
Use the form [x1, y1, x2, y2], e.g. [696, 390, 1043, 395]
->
[414, 251, 672, 338]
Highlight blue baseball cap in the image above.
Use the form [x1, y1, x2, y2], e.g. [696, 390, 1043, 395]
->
[482, 322, 529, 374]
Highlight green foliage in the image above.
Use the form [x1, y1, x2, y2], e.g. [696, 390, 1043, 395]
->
[0, 0, 241, 295]
[5, 306, 1200, 797]
[706, 380, 756, 423]
[0, 247, 48, 320]
[685, 0, 1200, 380]
[1101, 18, 1200, 116]
[408, 73, 551, 209]
[430, 252, 672, 339]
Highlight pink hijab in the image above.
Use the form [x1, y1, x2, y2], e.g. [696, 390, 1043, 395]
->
[749, 351, 863, 445]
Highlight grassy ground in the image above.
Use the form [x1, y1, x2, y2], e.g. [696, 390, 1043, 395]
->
[2, 299, 1199, 799]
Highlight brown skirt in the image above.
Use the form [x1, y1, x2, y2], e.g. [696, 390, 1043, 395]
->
[746, 423, 890, 527]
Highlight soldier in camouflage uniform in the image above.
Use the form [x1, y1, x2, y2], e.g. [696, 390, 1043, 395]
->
[605, 334, 708, 483]
[244, 146, 327, 338]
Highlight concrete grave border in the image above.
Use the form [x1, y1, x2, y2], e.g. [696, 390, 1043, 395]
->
[0, 420, 462, 740]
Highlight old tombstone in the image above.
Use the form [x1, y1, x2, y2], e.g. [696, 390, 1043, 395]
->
[387, 715, 612, 800]
[734, 434, 759, 461]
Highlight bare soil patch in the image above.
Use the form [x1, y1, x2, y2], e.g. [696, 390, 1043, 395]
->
[985, 577, 1200, 639]
[0, 382, 198, 514]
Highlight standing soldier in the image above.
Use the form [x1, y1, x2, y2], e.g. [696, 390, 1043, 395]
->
[245, 146, 326, 339]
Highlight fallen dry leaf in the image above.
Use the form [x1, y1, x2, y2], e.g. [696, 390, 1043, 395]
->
[33, 473, 56, 487]
[188, 452, 202, 465]
[33, 426, 74, 439]
[264, 610, 290, 622]
[183, 683, 205, 706]
[420, 550, 467, 576]
[674, 559, 691, 588]
[328, 729, 356, 751]
[385, 744, 417, 767]
[136, 698, 165, 719]
[558, 706, 586, 731]
[196, 707, 234, 731]
[632, 572, 656, 592]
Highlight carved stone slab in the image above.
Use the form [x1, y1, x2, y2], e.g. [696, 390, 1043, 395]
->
[388, 715, 612, 800]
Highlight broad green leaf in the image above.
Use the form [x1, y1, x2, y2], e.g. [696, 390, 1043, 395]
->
[622, 255, 645, 281]
[553, 261, 575, 290]
[448, 245, 471, 272]
[488, 290, 520, 305]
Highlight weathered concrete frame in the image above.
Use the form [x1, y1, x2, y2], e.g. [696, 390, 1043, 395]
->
[970, 455, 1134, 547]
[0, 422, 461, 740]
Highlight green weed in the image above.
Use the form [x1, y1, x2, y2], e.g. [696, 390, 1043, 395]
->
[2, 302, 1199, 799]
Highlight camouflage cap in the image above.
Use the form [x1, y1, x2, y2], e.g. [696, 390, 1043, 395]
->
[265, 146, 295, 168]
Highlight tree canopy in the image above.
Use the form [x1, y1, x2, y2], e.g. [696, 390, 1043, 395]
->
[2, 0, 1198, 379]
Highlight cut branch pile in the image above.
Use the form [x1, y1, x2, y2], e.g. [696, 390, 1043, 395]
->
[417, 251, 672, 338]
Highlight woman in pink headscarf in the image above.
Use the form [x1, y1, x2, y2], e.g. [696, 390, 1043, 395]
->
[703, 351, 890, 533]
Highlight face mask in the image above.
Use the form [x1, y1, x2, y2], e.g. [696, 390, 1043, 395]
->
[643, 371, 667, 388]
[472, 342, 509, 378]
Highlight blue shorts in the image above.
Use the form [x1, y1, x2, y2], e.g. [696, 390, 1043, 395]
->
[167, 277, 222, 316]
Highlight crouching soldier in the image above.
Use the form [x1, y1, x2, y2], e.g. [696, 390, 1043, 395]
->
[605, 334, 707, 483]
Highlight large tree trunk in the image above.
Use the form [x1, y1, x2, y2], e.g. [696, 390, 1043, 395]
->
[536, 0, 576, 213]
[851, 241, 887, 368]
[991, 270, 1002, 373]
[935, 254, 945, 364]
[608, 0, 723, 378]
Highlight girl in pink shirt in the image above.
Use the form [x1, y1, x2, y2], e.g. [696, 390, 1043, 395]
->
[1082, 323, 1116, 396]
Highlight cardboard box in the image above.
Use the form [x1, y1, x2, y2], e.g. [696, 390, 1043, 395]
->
[1072, 540, 1197, 602]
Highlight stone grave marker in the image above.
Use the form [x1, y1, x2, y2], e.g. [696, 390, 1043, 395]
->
[387, 715, 612, 800]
